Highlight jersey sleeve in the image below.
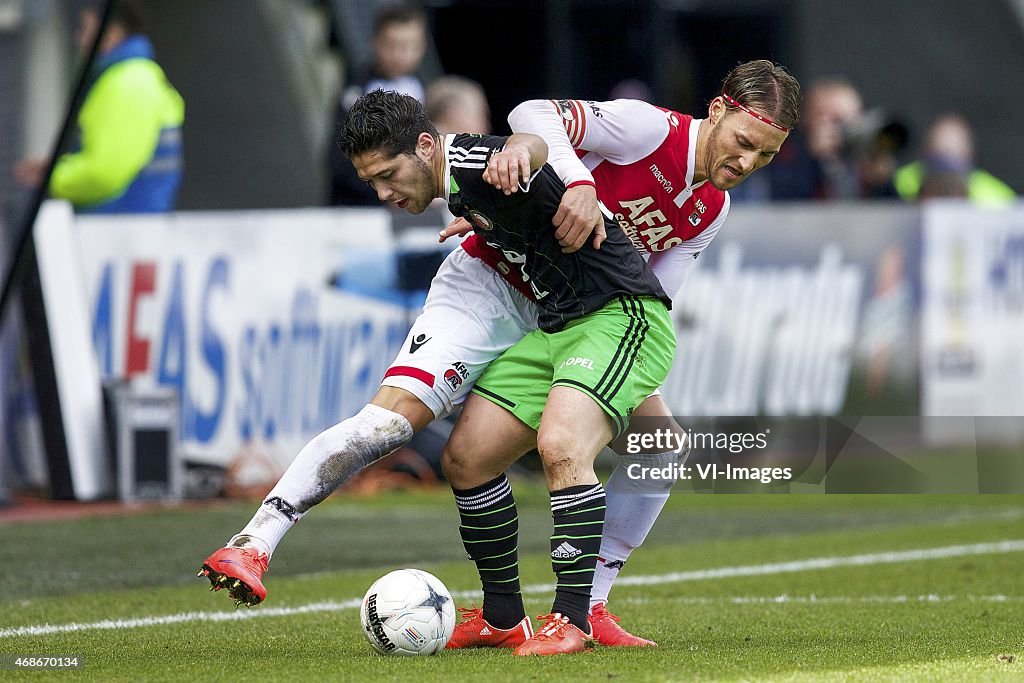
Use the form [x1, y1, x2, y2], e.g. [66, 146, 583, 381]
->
[507, 100, 594, 189]
[647, 193, 731, 298]
[646, 247, 698, 300]
[508, 99, 671, 187]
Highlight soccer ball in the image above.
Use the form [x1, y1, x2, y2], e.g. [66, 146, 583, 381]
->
[359, 568, 456, 656]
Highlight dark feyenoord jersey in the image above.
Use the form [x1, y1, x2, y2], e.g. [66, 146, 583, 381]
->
[444, 133, 669, 332]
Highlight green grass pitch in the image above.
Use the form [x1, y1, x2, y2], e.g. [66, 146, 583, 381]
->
[1, 486, 1022, 681]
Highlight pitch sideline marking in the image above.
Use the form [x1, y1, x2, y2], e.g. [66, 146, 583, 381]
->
[608, 593, 1024, 606]
[2, 539, 1022, 639]
[607, 539, 1024, 587]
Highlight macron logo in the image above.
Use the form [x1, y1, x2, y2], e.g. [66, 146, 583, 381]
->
[551, 542, 582, 559]
[649, 163, 675, 194]
[409, 333, 431, 354]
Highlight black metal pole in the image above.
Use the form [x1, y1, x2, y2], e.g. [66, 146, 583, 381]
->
[0, 0, 115, 325]
[1, 0, 116, 498]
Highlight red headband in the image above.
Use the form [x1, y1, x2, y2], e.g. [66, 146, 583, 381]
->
[721, 93, 790, 132]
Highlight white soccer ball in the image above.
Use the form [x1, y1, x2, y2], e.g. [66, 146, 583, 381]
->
[359, 568, 456, 656]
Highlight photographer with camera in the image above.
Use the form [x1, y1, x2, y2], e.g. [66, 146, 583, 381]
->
[733, 76, 905, 201]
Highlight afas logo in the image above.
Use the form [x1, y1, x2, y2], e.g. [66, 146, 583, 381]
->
[91, 258, 228, 442]
[615, 196, 683, 252]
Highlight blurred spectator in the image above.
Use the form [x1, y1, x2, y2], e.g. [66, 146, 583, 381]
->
[420, 76, 491, 232]
[330, 3, 431, 205]
[341, 3, 429, 109]
[918, 170, 969, 200]
[803, 77, 863, 197]
[894, 113, 1016, 205]
[860, 245, 913, 398]
[733, 76, 903, 201]
[425, 75, 490, 135]
[854, 108, 907, 199]
[14, 0, 184, 213]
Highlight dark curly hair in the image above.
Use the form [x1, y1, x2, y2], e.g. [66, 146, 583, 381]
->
[338, 89, 439, 159]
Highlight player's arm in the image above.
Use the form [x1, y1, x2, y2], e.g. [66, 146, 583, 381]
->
[508, 100, 593, 189]
[509, 98, 669, 173]
[507, 99, 602, 252]
[508, 99, 670, 252]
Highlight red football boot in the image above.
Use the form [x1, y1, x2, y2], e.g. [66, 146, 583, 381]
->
[445, 607, 533, 649]
[198, 547, 269, 607]
[513, 613, 591, 656]
[588, 603, 657, 646]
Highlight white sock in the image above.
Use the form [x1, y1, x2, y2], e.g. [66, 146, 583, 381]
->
[591, 450, 682, 608]
[228, 404, 414, 557]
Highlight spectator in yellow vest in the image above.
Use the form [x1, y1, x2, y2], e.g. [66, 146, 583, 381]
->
[894, 113, 1015, 206]
[14, 0, 184, 213]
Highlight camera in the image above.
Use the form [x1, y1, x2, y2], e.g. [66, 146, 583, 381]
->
[841, 108, 910, 159]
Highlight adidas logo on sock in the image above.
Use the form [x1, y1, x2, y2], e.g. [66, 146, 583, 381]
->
[479, 626, 491, 636]
[551, 541, 582, 559]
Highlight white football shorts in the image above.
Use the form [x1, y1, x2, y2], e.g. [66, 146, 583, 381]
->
[381, 247, 539, 418]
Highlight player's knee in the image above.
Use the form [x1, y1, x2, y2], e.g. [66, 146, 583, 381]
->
[536, 433, 569, 465]
[371, 387, 436, 432]
[536, 433, 589, 480]
[440, 440, 473, 489]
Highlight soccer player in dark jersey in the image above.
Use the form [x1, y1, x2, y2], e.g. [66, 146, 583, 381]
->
[340, 89, 676, 655]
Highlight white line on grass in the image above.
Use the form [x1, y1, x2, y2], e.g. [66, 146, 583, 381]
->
[0, 599, 362, 638]
[607, 539, 1024, 588]
[2, 539, 1022, 639]
[606, 594, 1024, 606]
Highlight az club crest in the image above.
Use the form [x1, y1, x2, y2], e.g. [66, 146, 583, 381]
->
[444, 368, 463, 392]
[444, 362, 470, 392]
[554, 99, 576, 121]
[468, 210, 493, 231]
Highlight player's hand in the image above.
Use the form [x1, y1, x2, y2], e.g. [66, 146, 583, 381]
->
[483, 143, 532, 195]
[553, 183, 605, 252]
[439, 216, 473, 243]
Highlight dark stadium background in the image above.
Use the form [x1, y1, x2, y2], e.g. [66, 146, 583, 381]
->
[4, 0, 1010, 215]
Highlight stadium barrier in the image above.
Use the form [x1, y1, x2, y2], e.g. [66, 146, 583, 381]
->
[6, 199, 1023, 499]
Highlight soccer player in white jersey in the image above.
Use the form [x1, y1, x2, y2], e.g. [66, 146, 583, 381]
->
[200, 59, 799, 647]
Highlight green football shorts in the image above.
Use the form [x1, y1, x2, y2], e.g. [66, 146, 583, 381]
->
[472, 295, 675, 436]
